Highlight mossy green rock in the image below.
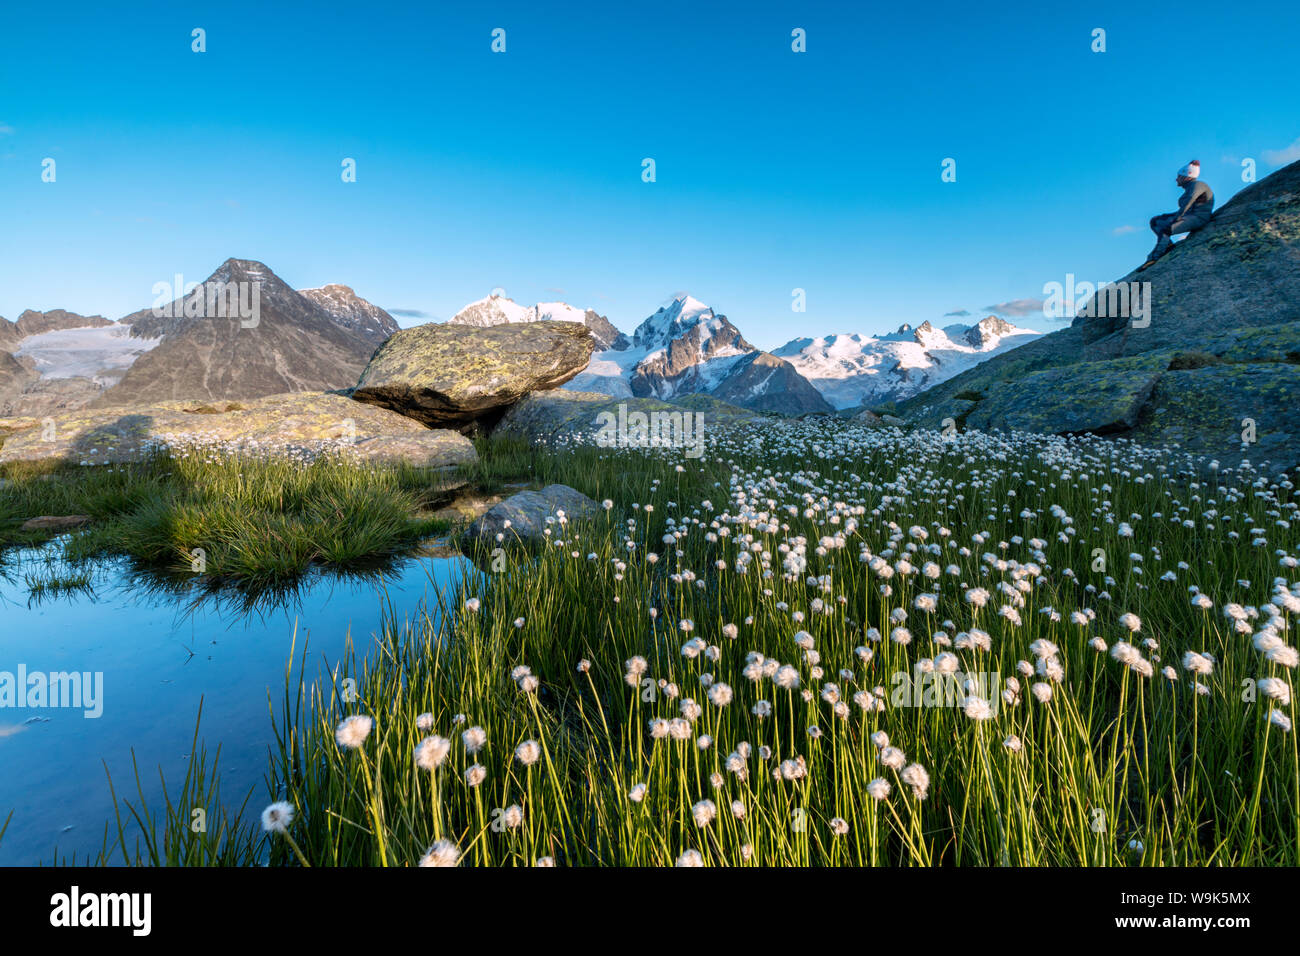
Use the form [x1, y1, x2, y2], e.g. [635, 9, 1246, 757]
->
[1128, 363, 1300, 467]
[966, 354, 1169, 435]
[906, 397, 977, 431]
[352, 322, 595, 430]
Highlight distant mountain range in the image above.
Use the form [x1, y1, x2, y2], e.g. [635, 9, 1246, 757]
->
[0, 310, 127, 416]
[562, 294, 833, 415]
[0, 260, 396, 416]
[103, 259, 398, 406]
[773, 315, 1039, 409]
[494, 293, 1036, 413]
[0, 262, 1040, 420]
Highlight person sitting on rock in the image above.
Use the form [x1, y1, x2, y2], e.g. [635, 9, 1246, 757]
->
[1142, 160, 1214, 269]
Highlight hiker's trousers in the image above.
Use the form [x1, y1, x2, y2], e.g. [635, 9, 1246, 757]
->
[1148, 206, 1213, 261]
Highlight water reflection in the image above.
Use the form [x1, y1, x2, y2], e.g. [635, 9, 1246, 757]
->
[0, 541, 469, 866]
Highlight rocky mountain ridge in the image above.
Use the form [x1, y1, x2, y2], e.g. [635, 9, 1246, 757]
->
[899, 158, 1300, 471]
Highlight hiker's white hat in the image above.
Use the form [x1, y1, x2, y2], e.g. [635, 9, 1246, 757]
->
[1178, 160, 1200, 179]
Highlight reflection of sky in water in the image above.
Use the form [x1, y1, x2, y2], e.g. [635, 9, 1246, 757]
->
[0, 546, 467, 865]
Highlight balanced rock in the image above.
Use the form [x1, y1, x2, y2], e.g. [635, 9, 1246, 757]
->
[351, 322, 595, 431]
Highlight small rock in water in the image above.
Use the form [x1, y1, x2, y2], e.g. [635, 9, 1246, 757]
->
[464, 484, 600, 546]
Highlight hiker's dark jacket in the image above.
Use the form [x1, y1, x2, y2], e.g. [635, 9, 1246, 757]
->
[1176, 179, 1214, 223]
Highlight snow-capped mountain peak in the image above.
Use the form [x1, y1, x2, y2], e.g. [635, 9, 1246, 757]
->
[631, 294, 726, 350]
[448, 294, 628, 350]
[565, 292, 832, 415]
[451, 293, 537, 327]
[776, 315, 1039, 410]
[961, 314, 1025, 348]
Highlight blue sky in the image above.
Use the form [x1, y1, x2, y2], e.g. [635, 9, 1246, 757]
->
[2, 0, 1297, 350]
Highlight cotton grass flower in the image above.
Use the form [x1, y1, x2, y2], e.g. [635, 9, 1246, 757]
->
[260, 801, 294, 833]
[1265, 645, 1299, 668]
[335, 715, 373, 750]
[879, 746, 906, 770]
[900, 763, 930, 799]
[514, 740, 542, 766]
[691, 799, 718, 827]
[1257, 678, 1291, 705]
[462, 726, 487, 753]
[418, 839, 462, 867]
[500, 805, 524, 829]
[414, 735, 452, 770]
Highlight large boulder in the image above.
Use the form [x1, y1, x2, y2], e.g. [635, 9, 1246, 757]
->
[0, 392, 476, 469]
[464, 484, 601, 547]
[899, 159, 1300, 470]
[351, 322, 595, 431]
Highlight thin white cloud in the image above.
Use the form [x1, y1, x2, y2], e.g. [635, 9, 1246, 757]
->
[983, 298, 1044, 317]
[1262, 137, 1300, 166]
[1112, 225, 1136, 235]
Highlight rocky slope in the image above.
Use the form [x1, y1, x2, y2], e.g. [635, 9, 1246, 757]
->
[298, 284, 400, 347]
[566, 294, 833, 416]
[101, 259, 395, 405]
[773, 316, 1040, 409]
[450, 294, 629, 350]
[0, 392, 475, 469]
[899, 159, 1300, 470]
